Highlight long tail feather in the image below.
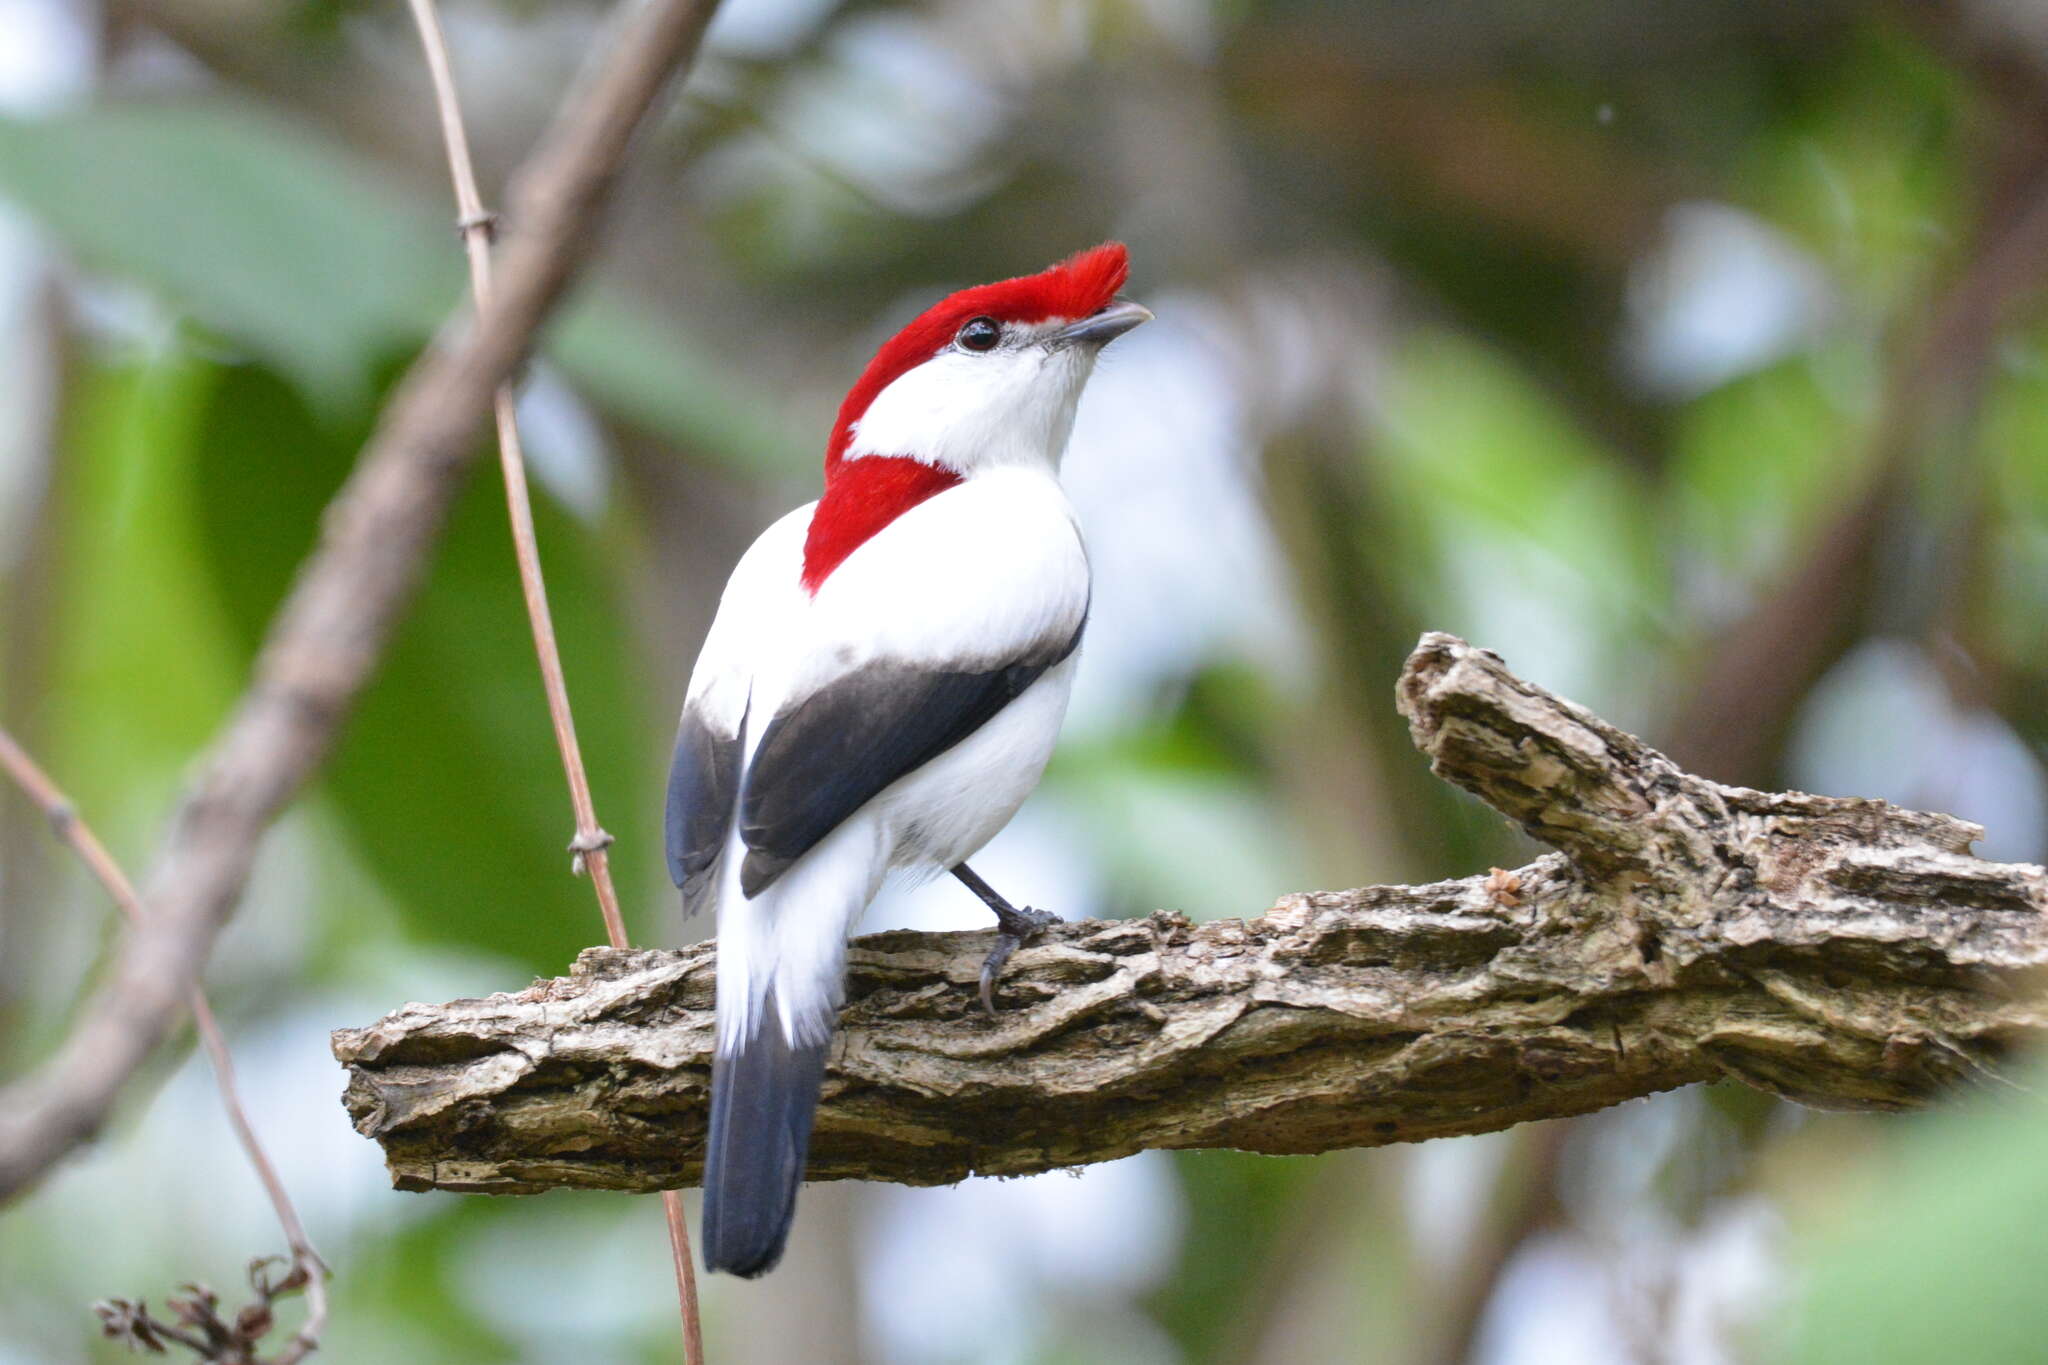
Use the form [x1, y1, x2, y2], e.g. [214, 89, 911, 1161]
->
[701, 997, 830, 1278]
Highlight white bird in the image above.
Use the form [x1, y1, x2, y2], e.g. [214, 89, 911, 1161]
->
[666, 243, 1151, 1276]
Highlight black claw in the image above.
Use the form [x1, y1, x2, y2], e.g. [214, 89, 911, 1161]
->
[978, 939, 1015, 1016]
[978, 905, 1060, 1015]
[951, 865, 1063, 1015]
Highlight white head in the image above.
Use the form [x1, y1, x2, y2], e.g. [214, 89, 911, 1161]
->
[800, 243, 1149, 592]
[830, 242, 1150, 477]
[846, 299, 1152, 473]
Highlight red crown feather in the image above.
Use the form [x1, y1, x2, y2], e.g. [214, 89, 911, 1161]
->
[800, 244, 1129, 594]
[826, 242, 1129, 468]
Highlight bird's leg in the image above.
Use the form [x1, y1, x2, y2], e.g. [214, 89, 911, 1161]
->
[950, 863, 1060, 1015]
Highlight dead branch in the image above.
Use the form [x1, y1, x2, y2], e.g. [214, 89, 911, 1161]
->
[95, 1258, 317, 1365]
[0, 729, 328, 1361]
[0, 0, 723, 1204]
[334, 634, 2048, 1194]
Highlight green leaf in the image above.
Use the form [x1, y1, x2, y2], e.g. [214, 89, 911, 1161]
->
[1776, 1075, 2048, 1365]
[187, 358, 663, 971]
[1668, 348, 1876, 588]
[1369, 327, 1665, 689]
[43, 348, 247, 833]
[0, 103, 452, 408]
[0, 99, 798, 471]
[550, 300, 804, 478]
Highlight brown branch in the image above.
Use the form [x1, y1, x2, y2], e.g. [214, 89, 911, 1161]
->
[0, 0, 724, 1204]
[333, 635, 2048, 1193]
[0, 728, 327, 1363]
[401, 0, 701, 1354]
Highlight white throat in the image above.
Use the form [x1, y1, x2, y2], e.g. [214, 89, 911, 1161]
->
[844, 338, 1099, 475]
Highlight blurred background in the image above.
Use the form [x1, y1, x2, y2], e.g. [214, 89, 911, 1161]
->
[2, 0, 2047, 1361]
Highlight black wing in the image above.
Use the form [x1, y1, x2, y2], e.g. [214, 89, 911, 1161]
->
[665, 704, 745, 910]
[736, 621, 1083, 898]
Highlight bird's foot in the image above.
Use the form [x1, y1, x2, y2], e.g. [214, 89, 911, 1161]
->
[979, 905, 1061, 1016]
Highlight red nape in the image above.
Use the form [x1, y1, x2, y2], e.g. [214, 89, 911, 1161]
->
[801, 457, 962, 593]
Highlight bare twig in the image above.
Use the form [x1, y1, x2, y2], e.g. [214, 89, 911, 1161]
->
[0, 0, 724, 1203]
[0, 728, 327, 1364]
[334, 635, 2048, 1192]
[96, 1259, 322, 1364]
[401, 1, 701, 1356]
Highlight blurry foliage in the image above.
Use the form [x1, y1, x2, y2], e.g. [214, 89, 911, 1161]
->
[1152, 1151, 1323, 1357]
[1745, 27, 1966, 311]
[1375, 329, 1664, 648]
[188, 359, 661, 970]
[1669, 355, 1869, 590]
[1776, 1066, 2048, 1365]
[1, 2, 2047, 1363]
[0, 105, 448, 407]
[0, 102, 797, 464]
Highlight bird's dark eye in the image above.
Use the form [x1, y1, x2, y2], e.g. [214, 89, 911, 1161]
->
[956, 316, 1002, 352]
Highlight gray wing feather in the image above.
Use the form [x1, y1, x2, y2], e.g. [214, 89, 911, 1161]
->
[665, 702, 745, 917]
[736, 620, 1082, 898]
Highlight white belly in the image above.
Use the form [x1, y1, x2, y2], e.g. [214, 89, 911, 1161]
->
[703, 465, 1088, 1046]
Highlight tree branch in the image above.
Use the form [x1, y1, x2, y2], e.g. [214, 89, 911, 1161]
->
[0, 0, 722, 1204]
[334, 635, 2048, 1194]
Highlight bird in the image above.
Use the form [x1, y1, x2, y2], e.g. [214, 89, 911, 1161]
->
[665, 242, 1150, 1278]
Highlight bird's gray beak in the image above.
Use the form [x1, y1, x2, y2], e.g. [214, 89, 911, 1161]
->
[1051, 299, 1153, 348]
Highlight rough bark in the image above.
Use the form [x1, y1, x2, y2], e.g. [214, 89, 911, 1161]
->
[334, 634, 2048, 1195]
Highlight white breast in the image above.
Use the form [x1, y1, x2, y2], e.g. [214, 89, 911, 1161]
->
[844, 472, 1086, 869]
[692, 466, 1089, 1045]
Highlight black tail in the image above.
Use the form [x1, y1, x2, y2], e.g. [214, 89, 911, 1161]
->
[701, 1003, 831, 1278]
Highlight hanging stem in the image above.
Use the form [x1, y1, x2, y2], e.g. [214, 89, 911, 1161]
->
[401, 1, 703, 1357]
